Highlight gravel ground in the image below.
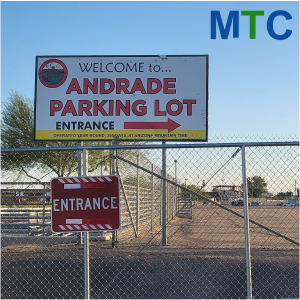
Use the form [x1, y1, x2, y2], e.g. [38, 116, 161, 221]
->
[2, 205, 299, 299]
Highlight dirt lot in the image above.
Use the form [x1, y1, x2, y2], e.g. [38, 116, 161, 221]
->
[2, 205, 299, 299]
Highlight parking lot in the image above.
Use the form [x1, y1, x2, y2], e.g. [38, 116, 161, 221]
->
[2, 205, 299, 299]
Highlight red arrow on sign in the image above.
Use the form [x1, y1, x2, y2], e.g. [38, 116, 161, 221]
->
[124, 118, 181, 133]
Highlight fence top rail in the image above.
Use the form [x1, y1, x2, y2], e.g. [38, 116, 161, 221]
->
[1, 182, 50, 185]
[1, 141, 299, 153]
[1, 189, 48, 192]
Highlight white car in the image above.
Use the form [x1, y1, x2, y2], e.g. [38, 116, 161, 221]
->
[282, 202, 295, 206]
[282, 200, 299, 206]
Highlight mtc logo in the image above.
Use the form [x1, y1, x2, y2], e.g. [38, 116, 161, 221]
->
[211, 10, 292, 40]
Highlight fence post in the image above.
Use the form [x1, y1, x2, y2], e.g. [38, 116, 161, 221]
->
[160, 170, 163, 225]
[27, 210, 30, 236]
[242, 145, 252, 299]
[42, 182, 46, 236]
[111, 138, 117, 174]
[173, 179, 176, 219]
[77, 141, 83, 245]
[162, 141, 167, 246]
[83, 148, 90, 300]
[111, 138, 118, 247]
[166, 174, 169, 222]
[151, 164, 154, 231]
[136, 152, 140, 236]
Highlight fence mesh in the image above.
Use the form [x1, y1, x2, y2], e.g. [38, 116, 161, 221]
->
[1, 135, 299, 299]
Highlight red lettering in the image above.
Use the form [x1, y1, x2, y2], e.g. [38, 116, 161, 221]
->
[100, 79, 114, 94]
[109, 100, 114, 116]
[61, 100, 77, 116]
[183, 100, 196, 115]
[78, 100, 92, 116]
[132, 100, 147, 116]
[50, 100, 63, 116]
[154, 100, 166, 116]
[147, 78, 162, 94]
[83, 78, 98, 94]
[93, 100, 108, 116]
[130, 78, 146, 94]
[166, 100, 183, 116]
[66, 79, 82, 94]
[116, 100, 130, 116]
[116, 79, 130, 94]
[163, 78, 176, 94]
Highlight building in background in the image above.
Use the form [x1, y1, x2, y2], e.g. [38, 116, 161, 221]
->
[210, 185, 243, 202]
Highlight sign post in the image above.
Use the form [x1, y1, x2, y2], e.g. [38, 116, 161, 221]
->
[77, 141, 83, 245]
[83, 149, 89, 300]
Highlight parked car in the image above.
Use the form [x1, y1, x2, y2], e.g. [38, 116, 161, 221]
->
[283, 202, 296, 207]
[231, 200, 250, 206]
[250, 201, 262, 206]
[282, 199, 299, 206]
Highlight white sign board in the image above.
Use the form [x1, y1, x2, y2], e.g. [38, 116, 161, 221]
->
[34, 55, 208, 141]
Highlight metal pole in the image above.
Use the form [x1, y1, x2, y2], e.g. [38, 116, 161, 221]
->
[111, 138, 117, 247]
[83, 148, 90, 300]
[167, 174, 169, 222]
[77, 141, 83, 245]
[295, 179, 297, 206]
[174, 160, 178, 198]
[162, 141, 167, 246]
[242, 145, 252, 299]
[42, 183, 46, 236]
[111, 138, 117, 176]
[174, 160, 178, 218]
[151, 164, 154, 231]
[136, 152, 140, 236]
[160, 170, 163, 225]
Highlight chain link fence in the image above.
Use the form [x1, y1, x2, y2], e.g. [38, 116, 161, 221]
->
[1, 135, 299, 299]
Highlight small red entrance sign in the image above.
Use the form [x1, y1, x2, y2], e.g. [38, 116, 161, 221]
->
[51, 176, 120, 233]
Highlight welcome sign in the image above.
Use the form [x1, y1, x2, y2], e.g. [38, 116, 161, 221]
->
[34, 55, 208, 141]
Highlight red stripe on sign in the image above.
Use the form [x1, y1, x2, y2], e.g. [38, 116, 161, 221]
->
[57, 224, 113, 231]
[83, 219, 109, 224]
[81, 182, 107, 189]
[58, 176, 114, 184]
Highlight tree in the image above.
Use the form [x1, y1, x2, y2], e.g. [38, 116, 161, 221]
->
[1, 91, 110, 180]
[275, 192, 293, 200]
[182, 184, 210, 202]
[247, 176, 268, 198]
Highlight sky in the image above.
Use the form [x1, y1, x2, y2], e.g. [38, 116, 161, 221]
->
[1, 1, 299, 138]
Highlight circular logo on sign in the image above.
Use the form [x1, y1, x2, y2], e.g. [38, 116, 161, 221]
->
[39, 59, 68, 88]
